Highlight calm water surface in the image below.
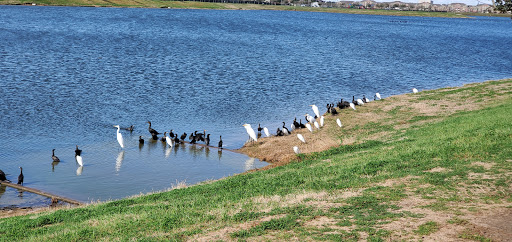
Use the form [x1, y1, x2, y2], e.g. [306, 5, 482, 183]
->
[0, 6, 511, 206]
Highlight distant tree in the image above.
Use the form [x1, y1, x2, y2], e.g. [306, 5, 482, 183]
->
[495, 0, 512, 13]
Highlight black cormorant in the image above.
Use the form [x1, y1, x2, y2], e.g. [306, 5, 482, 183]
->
[17, 167, 24, 185]
[218, 136, 223, 149]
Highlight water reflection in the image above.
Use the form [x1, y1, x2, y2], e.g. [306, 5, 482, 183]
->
[245, 157, 255, 171]
[218, 149, 222, 160]
[165, 147, 172, 158]
[0, 184, 6, 199]
[76, 166, 83, 176]
[51, 161, 59, 172]
[115, 151, 125, 172]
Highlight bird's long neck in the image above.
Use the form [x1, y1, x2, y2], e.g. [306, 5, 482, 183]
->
[52, 150, 55, 156]
[20, 168, 23, 174]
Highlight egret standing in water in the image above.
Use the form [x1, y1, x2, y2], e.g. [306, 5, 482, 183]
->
[52, 149, 60, 162]
[165, 132, 173, 148]
[310, 105, 320, 119]
[76, 154, 83, 167]
[243, 124, 257, 142]
[114, 125, 125, 149]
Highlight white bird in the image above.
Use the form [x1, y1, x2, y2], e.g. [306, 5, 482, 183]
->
[76, 166, 83, 176]
[320, 116, 324, 127]
[350, 103, 356, 110]
[243, 124, 257, 142]
[357, 99, 365, 105]
[263, 127, 270, 137]
[297, 134, 306, 143]
[76, 155, 83, 167]
[165, 132, 173, 148]
[375, 93, 381, 100]
[310, 105, 320, 119]
[305, 113, 314, 123]
[290, 123, 295, 131]
[293, 146, 300, 154]
[305, 123, 313, 132]
[412, 88, 418, 93]
[314, 121, 320, 130]
[114, 125, 125, 148]
[336, 118, 343, 127]
[364, 97, 370, 103]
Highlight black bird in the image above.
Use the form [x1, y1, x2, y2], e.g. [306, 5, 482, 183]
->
[0, 169, 7, 181]
[173, 135, 181, 144]
[147, 121, 160, 136]
[75, 145, 82, 157]
[52, 149, 60, 162]
[363, 95, 369, 103]
[17, 167, 24, 185]
[123, 125, 134, 132]
[299, 119, 306, 129]
[276, 128, 284, 136]
[205, 134, 210, 146]
[282, 122, 290, 135]
[139, 136, 144, 144]
[257, 124, 263, 134]
[197, 130, 206, 142]
[293, 118, 300, 129]
[169, 130, 175, 138]
[189, 132, 195, 141]
[151, 133, 159, 141]
[331, 107, 338, 115]
[190, 134, 197, 144]
[160, 132, 167, 142]
[180, 132, 187, 141]
[352, 96, 358, 105]
[218, 135, 223, 149]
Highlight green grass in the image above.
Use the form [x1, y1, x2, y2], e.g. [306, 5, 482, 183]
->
[0, 80, 511, 240]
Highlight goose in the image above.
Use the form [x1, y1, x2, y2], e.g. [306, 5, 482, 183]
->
[52, 149, 60, 162]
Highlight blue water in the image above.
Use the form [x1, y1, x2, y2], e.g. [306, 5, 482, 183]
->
[0, 6, 511, 206]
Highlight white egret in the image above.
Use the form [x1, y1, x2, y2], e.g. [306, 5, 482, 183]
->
[297, 134, 306, 143]
[243, 124, 258, 142]
[304, 113, 315, 123]
[320, 116, 324, 127]
[114, 125, 125, 149]
[364, 96, 370, 103]
[76, 155, 83, 167]
[350, 103, 356, 110]
[357, 99, 364, 105]
[293, 146, 300, 154]
[290, 123, 295, 131]
[165, 132, 173, 148]
[314, 121, 320, 130]
[336, 118, 343, 128]
[263, 127, 270, 137]
[310, 105, 320, 119]
[305, 123, 313, 132]
[375, 93, 381, 100]
[412, 88, 418, 93]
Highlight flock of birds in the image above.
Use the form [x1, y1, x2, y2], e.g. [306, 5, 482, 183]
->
[238, 93, 384, 155]
[0, 88, 420, 187]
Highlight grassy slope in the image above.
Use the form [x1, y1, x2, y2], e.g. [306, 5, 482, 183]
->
[0, 0, 492, 18]
[0, 79, 511, 240]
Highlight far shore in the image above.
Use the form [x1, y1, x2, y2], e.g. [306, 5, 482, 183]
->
[2, 0, 511, 18]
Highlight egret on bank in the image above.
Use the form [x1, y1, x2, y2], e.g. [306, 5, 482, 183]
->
[350, 103, 356, 110]
[320, 116, 324, 127]
[336, 118, 343, 128]
[310, 105, 320, 119]
[357, 98, 365, 105]
[114, 125, 125, 148]
[305, 123, 313, 132]
[412, 88, 418, 93]
[375, 93, 381, 100]
[243, 124, 257, 142]
[313, 121, 320, 130]
[297, 134, 306, 143]
[293, 146, 300, 154]
[263, 127, 270, 137]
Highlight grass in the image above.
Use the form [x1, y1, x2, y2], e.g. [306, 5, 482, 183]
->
[0, 79, 511, 240]
[1, 0, 507, 18]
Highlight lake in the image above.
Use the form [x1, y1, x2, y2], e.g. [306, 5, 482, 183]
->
[0, 6, 511, 207]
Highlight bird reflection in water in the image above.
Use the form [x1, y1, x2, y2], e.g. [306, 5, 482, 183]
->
[165, 147, 172, 158]
[205, 147, 210, 159]
[51, 161, 59, 172]
[245, 157, 255, 171]
[76, 166, 83, 176]
[115, 151, 125, 173]
[0, 184, 6, 199]
[217, 149, 222, 160]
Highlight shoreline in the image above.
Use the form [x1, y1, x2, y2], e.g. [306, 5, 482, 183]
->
[1, 1, 510, 18]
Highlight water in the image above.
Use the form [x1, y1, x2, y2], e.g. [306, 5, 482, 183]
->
[0, 6, 511, 206]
